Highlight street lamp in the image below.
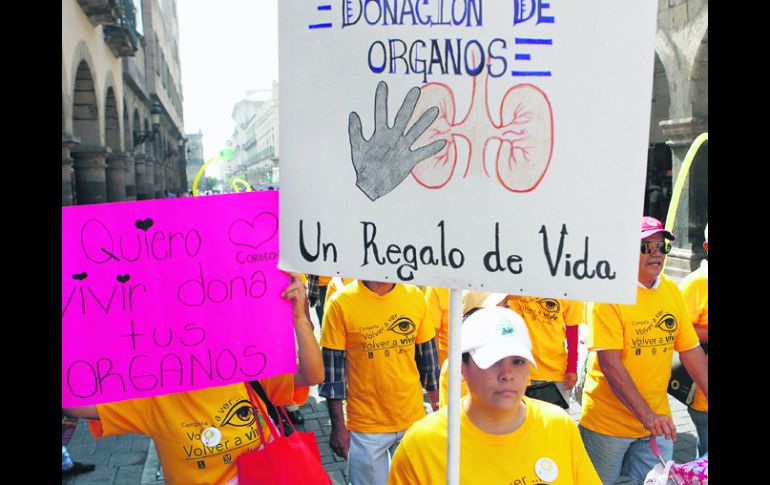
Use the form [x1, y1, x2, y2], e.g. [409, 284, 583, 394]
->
[133, 101, 162, 146]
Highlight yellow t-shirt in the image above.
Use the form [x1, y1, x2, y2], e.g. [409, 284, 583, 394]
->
[389, 397, 601, 484]
[506, 296, 584, 381]
[320, 281, 435, 433]
[579, 275, 700, 438]
[680, 263, 708, 412]
[323, 277, 355, 312]
[89, 376, 307, 485]
[318, 275, 332, 286]
[425, 287, 450, 366]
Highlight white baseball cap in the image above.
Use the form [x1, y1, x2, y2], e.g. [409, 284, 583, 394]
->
[461, 307, 536, 370]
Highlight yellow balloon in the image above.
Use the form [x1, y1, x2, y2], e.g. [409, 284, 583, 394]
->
[663, 132, 707, 269]
[230, 177, 252, 192]
[192, 151, 227, 196]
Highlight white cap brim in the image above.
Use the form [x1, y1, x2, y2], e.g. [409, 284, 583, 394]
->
[468, 340, 537, 370]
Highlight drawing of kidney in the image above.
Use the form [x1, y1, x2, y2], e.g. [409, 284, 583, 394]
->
[494, 84, 553, 192]
[407, 74, 554, 193]
[408, 83, 458, 189]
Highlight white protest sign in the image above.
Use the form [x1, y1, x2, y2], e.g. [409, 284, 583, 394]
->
[279, 0, 657, 304]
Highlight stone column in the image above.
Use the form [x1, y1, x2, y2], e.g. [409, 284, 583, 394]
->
[178, 158, 189, 194]
[659, 116, 708, 279]
[154, 159, 165, 198]
[62, 133, 81, 206]
[134, 154, 148, 200]
[106, 151, 129, 202]
[166, 162, 175, 194]
[145, 156, 156, 200]
[125, 153, 137, 201]
[71, 145, 111, 205]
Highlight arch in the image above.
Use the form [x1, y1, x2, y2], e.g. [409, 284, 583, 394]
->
[104, 86, 120, 151]
[649, 52, 671, 144]
[654, 29, 682, 121]
[643, 50, 674, 223]
[72, 59, 100, 146]
[690, 28, 708, 120]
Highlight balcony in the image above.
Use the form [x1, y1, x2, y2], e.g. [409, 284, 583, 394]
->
[251, 146, 276, 164]
[77, 0, 118, 26]
[101, 0, 140, 58]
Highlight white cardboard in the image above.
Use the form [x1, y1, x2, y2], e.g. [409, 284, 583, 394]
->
[279, 0, 658, 304]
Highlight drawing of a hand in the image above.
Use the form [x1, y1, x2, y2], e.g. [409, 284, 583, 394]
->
[349, 81, 448, 201]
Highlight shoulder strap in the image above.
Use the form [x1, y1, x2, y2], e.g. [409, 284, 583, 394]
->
[249, 380, 281, 432]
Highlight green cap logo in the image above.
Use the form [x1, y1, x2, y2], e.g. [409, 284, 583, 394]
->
[497, 320, 515, 337]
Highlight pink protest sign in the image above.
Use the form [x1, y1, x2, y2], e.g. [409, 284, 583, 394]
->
[62, 191, 295, 407]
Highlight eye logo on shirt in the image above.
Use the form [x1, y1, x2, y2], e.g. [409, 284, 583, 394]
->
[389, 317, 416, 335]
[537, 298, 561, 313]
[220, 400, 256, 428]
[654, 313, 678, 334]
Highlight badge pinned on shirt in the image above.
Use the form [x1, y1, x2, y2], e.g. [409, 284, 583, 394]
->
[535, 457, 558, 482]
[201, 426, 222, 447]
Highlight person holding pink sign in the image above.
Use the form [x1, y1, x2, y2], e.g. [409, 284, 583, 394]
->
[63, 273, 323, 485]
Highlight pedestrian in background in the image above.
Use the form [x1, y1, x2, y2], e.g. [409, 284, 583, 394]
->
[679, 222, 708, 457]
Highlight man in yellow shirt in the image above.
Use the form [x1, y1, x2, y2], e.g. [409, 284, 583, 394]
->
[579, 217, 709, 484]
[500, 295, 583, 404]
[424, 286, 450, 365]
[62, 274, 324, 485]
[389, 306, 601, 484]
[679, 223, 708, 457]
[319, 280, 439, 485]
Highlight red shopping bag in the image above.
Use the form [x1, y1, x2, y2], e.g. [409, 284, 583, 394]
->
[237, 383, 331, 485]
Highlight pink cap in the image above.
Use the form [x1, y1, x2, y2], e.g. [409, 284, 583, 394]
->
[641, 216, 675, 240]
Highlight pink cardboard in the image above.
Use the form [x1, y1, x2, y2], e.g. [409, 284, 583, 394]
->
[62, 191, 295, 406]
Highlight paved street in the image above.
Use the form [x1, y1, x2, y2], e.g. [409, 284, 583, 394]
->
[62, 319, 702, 485]
[61, 389, 700, 484]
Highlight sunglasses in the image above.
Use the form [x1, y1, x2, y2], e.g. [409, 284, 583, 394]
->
[640, 241, 671, 255]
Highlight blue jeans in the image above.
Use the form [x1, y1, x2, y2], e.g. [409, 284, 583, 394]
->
[348, 430, 406, 485]
[688, 407, 708, 458]
[62, 445, 73, 470]
[579, 425, 673, 484]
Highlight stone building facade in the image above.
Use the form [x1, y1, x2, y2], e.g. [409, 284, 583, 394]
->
[62, 0, 187, 206]
[650, 0, 708, 278]
[224, 82, 280, 191]
[184, 131, 205, 192]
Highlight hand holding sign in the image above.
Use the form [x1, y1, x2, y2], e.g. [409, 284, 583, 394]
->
[280, 271, 310, 323]
[349, 81, 447, 201]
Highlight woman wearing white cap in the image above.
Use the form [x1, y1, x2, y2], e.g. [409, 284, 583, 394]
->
[388, 307, 600, 484]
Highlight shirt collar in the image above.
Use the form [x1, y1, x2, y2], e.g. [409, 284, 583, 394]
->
[638, 275, 661, 289]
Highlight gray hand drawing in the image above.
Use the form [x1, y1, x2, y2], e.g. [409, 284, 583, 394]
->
[349, 81, 448, 201]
